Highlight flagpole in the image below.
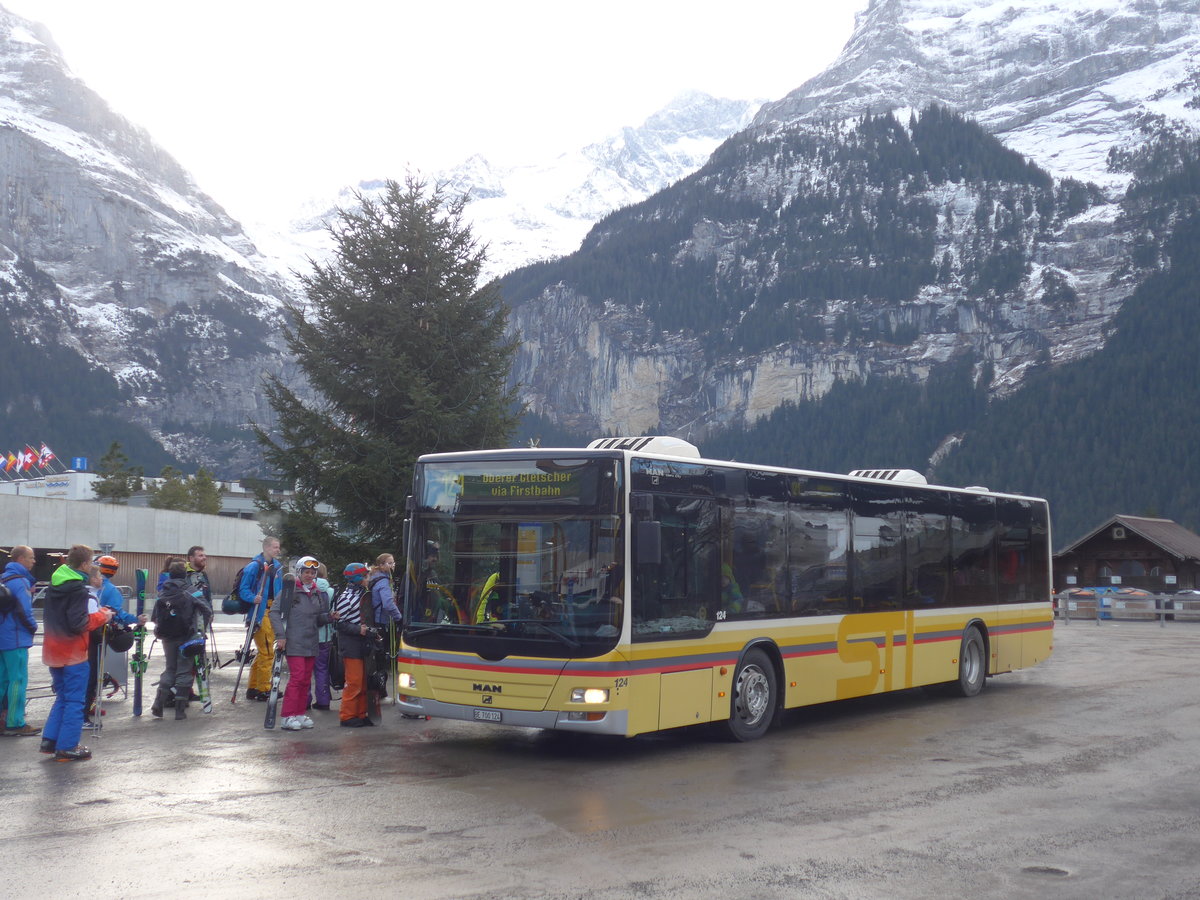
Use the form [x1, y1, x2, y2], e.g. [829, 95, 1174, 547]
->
[41, 443, 66, 475]
[28, 442, 60, 476]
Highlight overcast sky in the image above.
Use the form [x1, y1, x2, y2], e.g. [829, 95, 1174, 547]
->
[7, 1, 866, 224]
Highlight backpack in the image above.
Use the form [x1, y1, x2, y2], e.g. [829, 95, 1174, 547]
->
[155, 582, 195, 640]
[221, 564, 254, 615]
[0, 572, 24, 618]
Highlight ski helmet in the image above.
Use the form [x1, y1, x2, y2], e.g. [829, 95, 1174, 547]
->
[343, 562, 368, 583]
[105, 624, 135, 653]
[96, 555, 119, 577]
[295, 555, 320, 574]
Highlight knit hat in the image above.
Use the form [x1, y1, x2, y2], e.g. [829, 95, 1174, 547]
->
[343, 562, 368, 583]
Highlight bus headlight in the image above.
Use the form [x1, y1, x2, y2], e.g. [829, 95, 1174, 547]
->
[398, 672, 417, 689]
[571, 688, 609, 704]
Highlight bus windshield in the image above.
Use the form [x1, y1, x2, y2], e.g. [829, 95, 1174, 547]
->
[404, 457, 624, 659]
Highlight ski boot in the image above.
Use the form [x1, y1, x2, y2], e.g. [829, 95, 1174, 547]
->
[151, 686, 171, 718]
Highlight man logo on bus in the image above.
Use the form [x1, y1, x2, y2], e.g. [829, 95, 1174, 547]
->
[473, 683, 502, 693]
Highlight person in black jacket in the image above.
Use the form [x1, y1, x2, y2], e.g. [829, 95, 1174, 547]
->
[150, 560, 207, 720]
[333, 563, 373, 727]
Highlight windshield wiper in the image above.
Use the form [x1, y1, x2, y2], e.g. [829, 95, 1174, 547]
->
[405, 622, 494, 636]
[493, 619, 581, 650]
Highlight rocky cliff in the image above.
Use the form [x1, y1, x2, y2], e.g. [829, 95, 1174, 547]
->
[501, 0, 1200, 444]
[0, 8, 296, 471]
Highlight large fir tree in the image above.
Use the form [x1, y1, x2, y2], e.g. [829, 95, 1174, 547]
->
[257, 176, 521, 560]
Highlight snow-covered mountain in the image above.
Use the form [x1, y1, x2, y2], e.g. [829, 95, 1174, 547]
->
[0, 6, 296, 470]
[496, 0, 1200, 445]
[756, 0, 1200, 189]
[280, 92, 761, 281]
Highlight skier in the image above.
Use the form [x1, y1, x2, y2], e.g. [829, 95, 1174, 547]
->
[369, 553, 404, 628]
[85, 555, 145, 727]
[333, 562, 372, 727]
[239, 537, 283, 701]
[269, 556, 333, 731]
[0, 545, 40, 737]
[183, 545, 215, 697]
[311, 563, 335, 711]
[40, 545, 113, 761]
[150, 559, 205, 720]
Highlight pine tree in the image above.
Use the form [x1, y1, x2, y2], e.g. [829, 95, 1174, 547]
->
[189, 467, 223, 515]
[148, 466, 192, 510]
[91, 441, 143, 504]
[257, 176, 521, 557]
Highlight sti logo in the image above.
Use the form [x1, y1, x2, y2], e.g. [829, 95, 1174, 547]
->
[473, 683, 502, 693]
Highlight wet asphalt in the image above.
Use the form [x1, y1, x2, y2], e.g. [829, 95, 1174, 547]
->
[2, 618, 1200, 899]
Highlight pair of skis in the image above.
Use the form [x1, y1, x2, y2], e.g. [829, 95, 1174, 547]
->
[263, 573, 294, 729]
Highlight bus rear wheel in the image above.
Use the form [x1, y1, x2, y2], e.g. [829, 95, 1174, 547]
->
[725, 648, 776, 742]
[953, 627, 986, 697]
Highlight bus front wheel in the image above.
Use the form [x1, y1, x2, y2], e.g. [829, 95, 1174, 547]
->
[953, 627, 986, 697]
[725, 648, 776, 742]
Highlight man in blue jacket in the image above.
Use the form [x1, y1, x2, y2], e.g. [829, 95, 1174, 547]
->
[0, 546, 41, 736]
[239, 536, 283, 701]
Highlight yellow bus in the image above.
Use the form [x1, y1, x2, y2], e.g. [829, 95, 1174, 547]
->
[396, 437, 1052, 740]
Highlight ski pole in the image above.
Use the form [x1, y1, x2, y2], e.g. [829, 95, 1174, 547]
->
[94, 625, 108, 736]
[231, 567, 269, 703]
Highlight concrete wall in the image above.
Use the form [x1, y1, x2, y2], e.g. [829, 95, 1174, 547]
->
[0, 493, 266, 557]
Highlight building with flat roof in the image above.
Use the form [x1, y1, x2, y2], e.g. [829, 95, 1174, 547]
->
[0, 490, 268, 595]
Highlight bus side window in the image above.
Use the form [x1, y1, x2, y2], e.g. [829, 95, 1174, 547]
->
[727, 493, 785, 617]
[787, 479, 851, 616]
[634, 495, 719, 625]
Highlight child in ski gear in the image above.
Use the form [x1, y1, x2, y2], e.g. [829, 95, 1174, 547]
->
[41, 545, 112, 761]
[240, 537, 283, 701]
[312, 562, 335, 711]
[270, 556, 333, 731]
[0, 545, 40, 736]
[150, 559, 209, 720]
[333, 563, 372, 727]
[85, 555, 146, 726]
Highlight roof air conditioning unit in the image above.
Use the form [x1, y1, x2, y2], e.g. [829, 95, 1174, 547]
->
[587, 436, 701, 458]
[848, 468, 928, 486]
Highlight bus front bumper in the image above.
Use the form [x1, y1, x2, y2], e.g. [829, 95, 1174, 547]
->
[396, 695, 630, 736]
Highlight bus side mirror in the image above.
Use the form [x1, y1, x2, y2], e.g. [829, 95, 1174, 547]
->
[636, 520, 662, 566]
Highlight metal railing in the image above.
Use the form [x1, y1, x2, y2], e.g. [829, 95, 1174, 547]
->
[1053, 592, 1200, 627]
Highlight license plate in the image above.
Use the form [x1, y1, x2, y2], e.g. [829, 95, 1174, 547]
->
[473, 708, 502, 722]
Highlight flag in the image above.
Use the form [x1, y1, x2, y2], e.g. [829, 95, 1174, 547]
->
[21, 446, 37, 471]
[4, 452, 17, 472]
[38, 443, 56, 468]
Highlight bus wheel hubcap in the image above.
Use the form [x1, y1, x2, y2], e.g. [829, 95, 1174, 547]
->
[736, 665, 769, 724]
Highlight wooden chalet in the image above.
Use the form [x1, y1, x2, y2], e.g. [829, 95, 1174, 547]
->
[1053, 515, 1200, 592]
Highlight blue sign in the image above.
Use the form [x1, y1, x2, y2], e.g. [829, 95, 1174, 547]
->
[71, 457, 88, 471]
